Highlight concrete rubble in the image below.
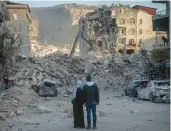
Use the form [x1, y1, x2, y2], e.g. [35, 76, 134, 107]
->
[7, 51, 150, 95]
[0, 51, 169, 131]
[0, 51, 149, 128]
[10, 52, 148, 92]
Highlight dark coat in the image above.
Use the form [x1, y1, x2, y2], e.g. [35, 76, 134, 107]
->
[73, 88, 85, 128]
[83, 83, 99, 104]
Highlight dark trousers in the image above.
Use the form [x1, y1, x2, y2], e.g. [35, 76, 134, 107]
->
[86, 103, 96, 127]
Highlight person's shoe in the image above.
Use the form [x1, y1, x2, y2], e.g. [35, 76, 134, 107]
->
[93, 126, 97, 130]
[74, 125, 78, 128]
[86, 125, 91, 129]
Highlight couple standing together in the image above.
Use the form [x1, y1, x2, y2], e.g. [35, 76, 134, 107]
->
[72, 75, 99, 129]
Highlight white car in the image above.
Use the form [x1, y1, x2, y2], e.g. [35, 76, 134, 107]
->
[137, 80, 170, 103]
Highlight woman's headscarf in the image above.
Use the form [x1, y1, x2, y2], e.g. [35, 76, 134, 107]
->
[73, 80, 82, 98]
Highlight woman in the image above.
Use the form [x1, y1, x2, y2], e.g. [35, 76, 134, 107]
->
[72, 80, 85, 128]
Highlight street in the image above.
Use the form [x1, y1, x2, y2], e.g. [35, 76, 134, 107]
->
[4, 89, 170, 131]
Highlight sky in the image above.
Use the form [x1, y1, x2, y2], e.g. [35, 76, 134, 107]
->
[14, 1, 166, 11]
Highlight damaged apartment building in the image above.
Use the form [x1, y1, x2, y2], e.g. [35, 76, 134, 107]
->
[78, 7, 118, 59]
[5, 1, 32, 58]
[79, 5, 166, 58]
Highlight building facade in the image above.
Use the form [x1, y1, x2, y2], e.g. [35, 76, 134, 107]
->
[6, 1, 31, 57]
[111, 5, 166, 54]
[111, 6, 138, 54]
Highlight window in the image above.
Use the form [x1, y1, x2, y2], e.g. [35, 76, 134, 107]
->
[119, 28, 126, 35]
[13, 14, 18, 20]
[129, 39, 133, 45]
[129, 28, 135, 35]
[111, 10, 116, 16]
[139, 19, 142, 24]
[128, 39, 136, 46]
[120, 18, 125, 24]
[121, 29, 125, 34]
[131, 29, 135, 34]
[139, 29, 142, 34]
[138, 39, 142, 47]
[130, 18, 135, 24]
[118, 38, 126, 45]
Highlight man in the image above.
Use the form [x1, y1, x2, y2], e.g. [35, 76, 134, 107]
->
[83, 75, 99, 130]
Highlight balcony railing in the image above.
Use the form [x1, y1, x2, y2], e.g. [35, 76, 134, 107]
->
[126, 44, 136, 50]
[153, 43, 170, 50]
[156, 10, 166, 16]
[153, 9, 169, 20]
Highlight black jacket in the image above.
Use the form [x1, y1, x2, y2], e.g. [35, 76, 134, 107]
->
[83, 82, 99, 104]
[75, 88, 84, 106]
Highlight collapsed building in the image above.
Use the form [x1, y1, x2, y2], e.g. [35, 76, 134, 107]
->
[70, 7, 119, 59]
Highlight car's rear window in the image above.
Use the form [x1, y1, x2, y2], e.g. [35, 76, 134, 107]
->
[155, 82, 170, 86]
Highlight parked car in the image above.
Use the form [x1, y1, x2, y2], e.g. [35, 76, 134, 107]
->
[137, 80, 170, 103]
[124, 80, 149, 97]
[38, 79, 57, 97]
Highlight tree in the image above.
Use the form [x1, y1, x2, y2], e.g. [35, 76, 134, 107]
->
[0, 32, 20, 74]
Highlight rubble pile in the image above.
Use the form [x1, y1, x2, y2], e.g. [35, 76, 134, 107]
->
[91, 54, 147, 90]
[7, 52, 147, 95]
[8, 54, 92, 95]
[31, 42, 79, 57]
[0, 52, 148, 128]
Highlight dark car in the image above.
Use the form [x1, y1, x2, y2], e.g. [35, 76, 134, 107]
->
[38, 79, 57, 97]
[124, 80, 149, 97]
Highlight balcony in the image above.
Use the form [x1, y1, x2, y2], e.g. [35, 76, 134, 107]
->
[152, 10, 169, 31]
[126, 44, 136, 50]
[152, 43, 170, 50]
